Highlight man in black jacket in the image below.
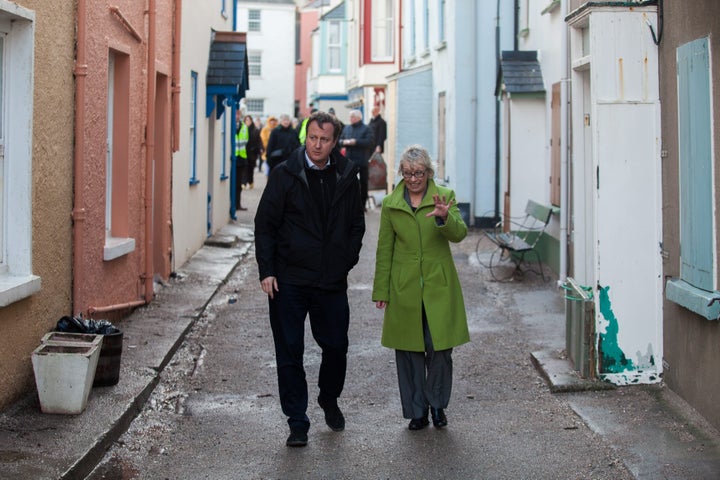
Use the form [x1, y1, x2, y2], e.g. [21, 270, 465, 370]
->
[266, 114, 300, 172]
[339, 109, 374, 209]
[255, 111, 365, 448]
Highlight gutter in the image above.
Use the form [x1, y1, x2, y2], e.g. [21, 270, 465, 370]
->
[144, 0, 157, 304]
[72, 0, 88, 314]
[559, 0, 569, 285]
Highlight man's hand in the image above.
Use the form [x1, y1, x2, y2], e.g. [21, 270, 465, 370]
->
[260, 276, 279, 299]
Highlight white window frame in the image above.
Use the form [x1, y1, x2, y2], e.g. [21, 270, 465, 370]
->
[248, 9, 261, 32]
[245, 98, 264, 115]
[371, 0, 394, 62]
[328, 21, 341, 72]
[248, 51, 262, 77]
[0, 5, 41, 307]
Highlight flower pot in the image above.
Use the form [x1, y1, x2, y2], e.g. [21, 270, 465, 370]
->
[31, 335, 101, 414]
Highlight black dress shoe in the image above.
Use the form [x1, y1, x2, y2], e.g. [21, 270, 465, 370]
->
[430, 407, 447, 428]
[408, 414, 430, 431]
[286, 428, 308, 447]
[318, 396, 345, 431]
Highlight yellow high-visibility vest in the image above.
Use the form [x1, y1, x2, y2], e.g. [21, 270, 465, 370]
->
[235, 123, 248, 158]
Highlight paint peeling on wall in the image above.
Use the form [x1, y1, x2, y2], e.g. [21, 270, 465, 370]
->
[598, 285, 635, 374]
[597, 285, 661, 385]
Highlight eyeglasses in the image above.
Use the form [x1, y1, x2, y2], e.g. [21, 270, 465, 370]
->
[401, 170, 427, 180]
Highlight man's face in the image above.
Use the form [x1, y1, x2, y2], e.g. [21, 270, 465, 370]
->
[281, 118, 291, 128]
[350, 113, 361, 125]
[305, 121, 336, 166]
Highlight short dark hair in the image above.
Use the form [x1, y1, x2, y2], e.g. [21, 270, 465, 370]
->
[307, 111, 342, 141]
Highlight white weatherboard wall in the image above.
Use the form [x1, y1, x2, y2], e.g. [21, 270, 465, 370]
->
[569, 7, 662, 384]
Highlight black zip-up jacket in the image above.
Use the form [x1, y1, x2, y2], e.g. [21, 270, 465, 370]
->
[254, 148, 365, 290]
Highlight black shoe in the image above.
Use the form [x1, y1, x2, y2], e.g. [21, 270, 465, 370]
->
[430, 407, 447, 428]
[408, 413, 430, 431]
[318, 396, 345, 431]
[286, 428, 308, 447]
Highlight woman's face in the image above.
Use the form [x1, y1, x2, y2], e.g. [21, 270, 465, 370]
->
[400, 161, 429, 195]
[244, 116, 253, 126]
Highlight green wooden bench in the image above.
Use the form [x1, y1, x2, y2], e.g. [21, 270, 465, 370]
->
[484, 200, 552, 281]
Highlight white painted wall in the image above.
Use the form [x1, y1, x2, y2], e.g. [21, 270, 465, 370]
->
[172, 1, 234, 269]
[569, 7, 662, 385]
[236, 1, 296, 118]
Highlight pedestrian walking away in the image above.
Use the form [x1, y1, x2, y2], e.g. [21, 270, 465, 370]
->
[339, 109, 374, 210]
[254, 111, 366, 447]
[372, 144, 470, 431]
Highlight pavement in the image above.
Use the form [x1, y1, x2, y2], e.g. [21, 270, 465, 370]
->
[2, 173, 720, 479]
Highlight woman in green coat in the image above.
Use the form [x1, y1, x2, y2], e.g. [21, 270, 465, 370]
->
[372, 144, 470, 430]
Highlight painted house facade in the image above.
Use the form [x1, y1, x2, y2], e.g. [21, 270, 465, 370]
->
[0, 0, 75, 410]
[236, 0, 296, 120]
[172, 0, 248, 268]
[658, 0, 720, 431]
[308, 1, 349, 120]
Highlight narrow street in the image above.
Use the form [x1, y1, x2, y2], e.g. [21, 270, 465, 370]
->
[85, 174, 663, 479]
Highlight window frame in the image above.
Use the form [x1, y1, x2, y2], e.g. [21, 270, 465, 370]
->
[248, 51, 262, 77]
[0, 5, 41, 307]
[248, 9, 261, 32]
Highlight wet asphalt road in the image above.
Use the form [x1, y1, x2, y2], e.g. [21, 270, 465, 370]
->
[86, 174, 634, 479]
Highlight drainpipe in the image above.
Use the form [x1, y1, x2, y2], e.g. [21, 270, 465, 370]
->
[72, 0, 88, 315]
[171, 0, 181, 153]
[494, 0, 501, 221]
[144, 0, 157, 303]
[558, 0, 569, 285]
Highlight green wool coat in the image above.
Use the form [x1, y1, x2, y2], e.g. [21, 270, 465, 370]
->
[372, 179, 470, 352]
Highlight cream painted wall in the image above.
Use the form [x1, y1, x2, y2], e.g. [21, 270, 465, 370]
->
[172, 1, 235, 270]
[0, 0, 75, 410]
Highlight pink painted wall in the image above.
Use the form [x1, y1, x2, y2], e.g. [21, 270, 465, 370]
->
[77, 0, 174, 316]
[295, 9, 318, 119]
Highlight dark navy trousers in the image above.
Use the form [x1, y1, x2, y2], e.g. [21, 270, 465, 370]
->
[268, 282, 349, 431]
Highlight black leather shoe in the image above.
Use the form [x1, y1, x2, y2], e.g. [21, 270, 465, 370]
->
[408, 414, 430, 431]
[430, 407, 447, 428]
[318, 396, 345, 431]
[286, 428, 308, 447]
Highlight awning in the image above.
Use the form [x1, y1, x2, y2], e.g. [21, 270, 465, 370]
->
[496, 50, 545, 97]
[206, 31, 249, 118]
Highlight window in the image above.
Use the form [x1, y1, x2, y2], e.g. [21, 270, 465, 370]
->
[677, 37, 714, 291]
[248, 51, 262, 77]
[371, 0, 394, 61]
[245, 98, 264, 115]
[189, 71, 199, 185]
[438, 0, 446, 43]
[104, 50, 135, 261]
[0, 5, 41, 306]
[422, 0, 429, 51]
[328, 21, 341, 72]
[249, 9, 261, 32]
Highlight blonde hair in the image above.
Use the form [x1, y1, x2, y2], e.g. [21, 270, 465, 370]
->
[399, 144, 435, 178]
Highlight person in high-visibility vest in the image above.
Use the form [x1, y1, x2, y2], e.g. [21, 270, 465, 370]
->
[297, 108, 318, 145]
[235, 117, 249, 210]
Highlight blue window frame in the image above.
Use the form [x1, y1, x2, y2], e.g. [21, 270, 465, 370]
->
[678, 37, 713, 291]
[189, 71, 199, 185]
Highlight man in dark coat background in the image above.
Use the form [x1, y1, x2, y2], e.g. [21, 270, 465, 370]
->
[266, 114, 300, 172]
[368, 106, 387, 155]
[339, 109, 374, 209]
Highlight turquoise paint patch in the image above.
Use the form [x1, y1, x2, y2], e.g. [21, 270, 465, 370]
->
[598, 285, 635, 374]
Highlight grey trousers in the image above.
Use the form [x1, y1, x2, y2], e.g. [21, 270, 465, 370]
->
[395, 311, 453, 419]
